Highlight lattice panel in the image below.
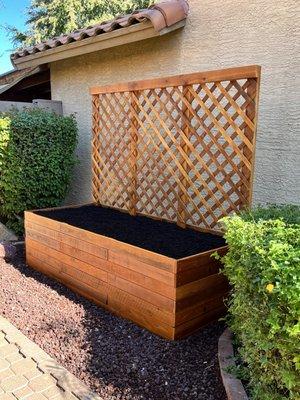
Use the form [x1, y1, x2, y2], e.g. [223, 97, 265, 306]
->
[91, 66, 261, 232]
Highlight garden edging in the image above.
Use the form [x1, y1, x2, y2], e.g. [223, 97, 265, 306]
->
[218, 328, 248, 400]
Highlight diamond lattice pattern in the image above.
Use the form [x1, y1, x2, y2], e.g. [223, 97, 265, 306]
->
[92, 73, 259, 232]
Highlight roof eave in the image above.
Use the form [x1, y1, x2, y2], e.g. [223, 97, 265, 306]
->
[0, 66, 44, 94]
[12, 20, 186, 70]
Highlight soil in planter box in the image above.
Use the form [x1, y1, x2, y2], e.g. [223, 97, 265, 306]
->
[36, 205, 226, 259]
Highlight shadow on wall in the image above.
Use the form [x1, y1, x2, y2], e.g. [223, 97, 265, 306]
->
[8, 246, 226, 400]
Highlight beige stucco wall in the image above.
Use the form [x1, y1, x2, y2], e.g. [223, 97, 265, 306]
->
[51, 0, 300, 206]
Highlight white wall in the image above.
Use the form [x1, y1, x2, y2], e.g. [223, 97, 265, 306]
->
[51, 0, 300, 206]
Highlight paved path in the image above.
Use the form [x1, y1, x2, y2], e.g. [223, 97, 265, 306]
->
[0, 316, 102, 400]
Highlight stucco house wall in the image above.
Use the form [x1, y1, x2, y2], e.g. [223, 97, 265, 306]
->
[50, 0, 300, 206]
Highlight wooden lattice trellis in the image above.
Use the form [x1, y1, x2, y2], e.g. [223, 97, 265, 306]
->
[90, 65, 261, 233]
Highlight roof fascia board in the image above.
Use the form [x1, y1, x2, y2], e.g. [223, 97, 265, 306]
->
[0, 67, 43, 94]
[13, 20, 185, 70]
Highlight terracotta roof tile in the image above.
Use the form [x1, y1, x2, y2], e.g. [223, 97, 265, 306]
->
[11, 0, 189, 61]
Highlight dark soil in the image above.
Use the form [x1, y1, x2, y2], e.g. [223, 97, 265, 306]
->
[0, 246, 226, 400]
[36, 205, 226, 259]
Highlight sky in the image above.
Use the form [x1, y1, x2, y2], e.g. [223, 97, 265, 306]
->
[0, 0, 29, 74]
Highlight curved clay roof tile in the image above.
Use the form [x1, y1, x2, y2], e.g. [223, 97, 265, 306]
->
[11, 0, 189, 61]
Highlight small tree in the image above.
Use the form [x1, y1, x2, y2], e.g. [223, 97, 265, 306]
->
[8, 0, 154, 47]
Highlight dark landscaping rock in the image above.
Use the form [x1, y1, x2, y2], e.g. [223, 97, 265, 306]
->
[0, 221, 18, 241]
[0, 241, 17, 261]
[0, 252, 226, 400]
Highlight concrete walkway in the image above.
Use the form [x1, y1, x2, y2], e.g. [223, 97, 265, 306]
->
[0, 316, 102, 400]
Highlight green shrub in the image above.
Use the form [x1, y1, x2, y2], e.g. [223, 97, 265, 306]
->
[0, 108, 77, 233]
[217, 205, 300, 400]
[240, 204, 300, 225]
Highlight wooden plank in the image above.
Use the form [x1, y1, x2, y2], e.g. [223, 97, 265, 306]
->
[26, 220, 108, 259]
[26, 238, 108, 283]
[90, 66, 261, 94]
[176, 273, 228, 301]
[26, 211, 176, 271]
[109, 249, 175, 286]
[25, 211, 61, 232]
[26, 252, 108, 305]
[26, 227, 110, 274]
[176, 246, 228, 272]
[108, 261, 175, 299]
[27, 244, 174, 338]
[177, 85, 192, 228]
[26, 202, 93, 213]
[174, 306, 226, 339]
[107, 285, 175, 339]
[176, 261, 221, 287]
[25, 221, 62, 241]
[175, 295, 226, 325]
[27, 247, 105, 293]
[26, 231, 175, 298]
[242, 76, 261, 204]
[26, 248, 61, 278]
[108, 285, 175, 326]
[107, 273, 175, 313]
[26, 229, 61, 251]
[61, 263, 105, 292]
[60, 222, 177, 272]
[129, 91, 139, 215]
[176, 279, 229, 312]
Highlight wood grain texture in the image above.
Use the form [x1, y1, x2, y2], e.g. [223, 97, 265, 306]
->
[91, 66, 260, 232]
[90, 65, 261, 94]
[25, 208, 229, 339]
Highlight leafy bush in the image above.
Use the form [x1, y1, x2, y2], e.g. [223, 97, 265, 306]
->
[240, 204, 300, 225]
[217, 205, 300, 400]
[0, 108, 77, 233]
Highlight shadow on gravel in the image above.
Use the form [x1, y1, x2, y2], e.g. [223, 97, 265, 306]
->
[9, 247, 226, 400]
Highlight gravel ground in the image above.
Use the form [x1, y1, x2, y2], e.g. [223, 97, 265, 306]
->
[0, 246, 226, 400]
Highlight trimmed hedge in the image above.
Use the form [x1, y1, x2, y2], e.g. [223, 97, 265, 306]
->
[217, 205, 300, 400]
[0, 109, 77, 233]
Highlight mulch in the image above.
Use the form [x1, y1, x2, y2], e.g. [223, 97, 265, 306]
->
[36, 205, 226, 259]
[0, 246, 226, 400]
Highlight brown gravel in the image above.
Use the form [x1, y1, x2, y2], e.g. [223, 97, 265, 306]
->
[0, 246, 226, 400]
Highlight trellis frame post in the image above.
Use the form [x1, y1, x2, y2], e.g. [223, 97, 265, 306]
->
[129, 91, 139, 215]
[177, 85, 193, 228]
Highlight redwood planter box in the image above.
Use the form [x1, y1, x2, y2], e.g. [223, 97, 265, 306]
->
[25, 204, 228, 340]
[25, 67, 260, 340]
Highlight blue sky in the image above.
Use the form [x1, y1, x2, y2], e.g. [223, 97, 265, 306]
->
[0, 0, 29, 74]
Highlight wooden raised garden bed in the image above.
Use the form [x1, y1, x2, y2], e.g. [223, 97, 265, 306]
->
[25, 65, 261, 340]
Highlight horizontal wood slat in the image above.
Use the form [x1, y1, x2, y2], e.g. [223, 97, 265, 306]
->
[109, 249, 175, 286]
[26, 251, 108, 304]
[27, 238, 108, 283]
[107, 273, 175, 313]
[26, 229, 176, 299]
[90, 65, 261, 94]
[176, 295, 225, 326]
[174, 306, 226, 339]
[25, 209, 229, 339]
[25, 210, 176, 273]
[107, 286, 175, 339]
